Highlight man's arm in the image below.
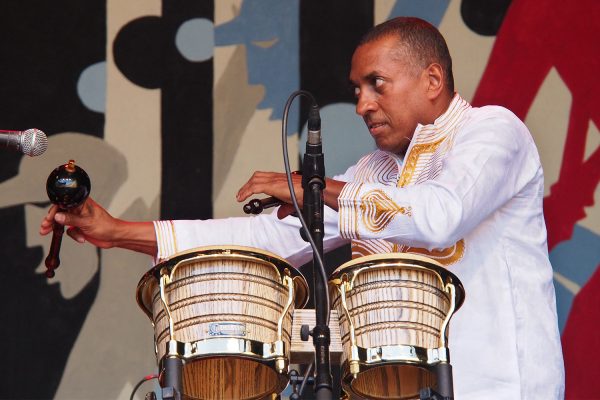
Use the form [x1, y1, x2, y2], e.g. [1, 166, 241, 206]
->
[39, 171, 350, 263]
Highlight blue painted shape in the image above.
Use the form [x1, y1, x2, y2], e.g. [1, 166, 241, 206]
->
[300, 102, 376, 177]
[388, 0, 451, 27]
[176, 18, 214, 62]
[550, 224, 600, 332]
[215, 0, 299, 126]
[77, 62, 106, 113]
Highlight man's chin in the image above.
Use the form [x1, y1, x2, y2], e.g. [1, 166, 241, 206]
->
[375, 141, 408, 156]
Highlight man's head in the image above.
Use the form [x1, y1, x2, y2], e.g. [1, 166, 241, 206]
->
[350, 17, 454, 155]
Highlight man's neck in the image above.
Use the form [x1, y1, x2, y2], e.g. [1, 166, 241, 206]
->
[426, 91, 455, 125]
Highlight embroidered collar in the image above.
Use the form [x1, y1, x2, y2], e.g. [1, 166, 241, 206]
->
[411, 93, 471, 146]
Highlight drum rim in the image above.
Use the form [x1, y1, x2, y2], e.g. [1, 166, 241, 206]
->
[136, 245, 310, 319]
[328, 252, 465, 310]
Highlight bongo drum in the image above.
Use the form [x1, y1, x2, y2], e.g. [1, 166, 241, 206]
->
[328, 253, 464, 399]
[136, 246, 309, 400]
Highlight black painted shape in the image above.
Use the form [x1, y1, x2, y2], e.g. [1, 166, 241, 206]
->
[298, 3, 373, 398]
[0, 0, 105, 180]
[113, 1, 214, 220]
[113, 17, 166, 89]
[299, 0, 374, 120]
[0, 206, 100, 399]
[461, 0, 513, 36]
[0, 1, 105, 398]
[298, 0, 373, 302]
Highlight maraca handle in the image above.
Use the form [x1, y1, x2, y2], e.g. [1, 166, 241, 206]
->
[44, 220, 65, 278]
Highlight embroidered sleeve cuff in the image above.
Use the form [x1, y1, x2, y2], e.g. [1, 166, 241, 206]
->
[153, 220, 178, 262]
[338, 182, 363, 239]
[338, 182, 415, 241]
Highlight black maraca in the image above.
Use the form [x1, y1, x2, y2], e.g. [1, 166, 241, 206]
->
[45, 160, 91, 278]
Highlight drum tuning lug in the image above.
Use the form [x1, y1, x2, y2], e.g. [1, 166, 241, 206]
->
[300, 324, 312, 341]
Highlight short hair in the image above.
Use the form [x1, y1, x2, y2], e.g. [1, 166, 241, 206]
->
[359, 17, 454, 94]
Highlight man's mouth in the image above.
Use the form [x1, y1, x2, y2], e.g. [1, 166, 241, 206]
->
[367, 121, 386, 133]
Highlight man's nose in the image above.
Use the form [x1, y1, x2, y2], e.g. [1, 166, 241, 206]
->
[355, 93, 377, 116]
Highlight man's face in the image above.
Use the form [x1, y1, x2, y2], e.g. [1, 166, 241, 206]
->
[350, 36, 426, 155]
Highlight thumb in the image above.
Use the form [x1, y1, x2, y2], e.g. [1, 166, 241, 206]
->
[55, 211, 84, 227]
[277, 204, 297, 220]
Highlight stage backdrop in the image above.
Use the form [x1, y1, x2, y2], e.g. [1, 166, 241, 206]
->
[0, 1, 597, 399]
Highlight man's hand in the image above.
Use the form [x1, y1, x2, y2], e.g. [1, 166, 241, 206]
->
[40, 197, 157, 255]
[236, 171, 346, 218]
[40, 197, 119, 248]
[236, 171, 302, 219]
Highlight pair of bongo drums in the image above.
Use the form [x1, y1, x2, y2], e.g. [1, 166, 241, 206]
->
[136, 246, 464, 399]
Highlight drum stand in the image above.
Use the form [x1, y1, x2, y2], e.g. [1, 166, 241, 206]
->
[161, 353, 183, 400]
[146, 341, 183, 400]
[420, 362, 454, 400]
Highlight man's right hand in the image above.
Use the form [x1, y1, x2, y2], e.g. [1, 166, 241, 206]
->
[40, 197, 119, 248]
[39, 197, 158, 255]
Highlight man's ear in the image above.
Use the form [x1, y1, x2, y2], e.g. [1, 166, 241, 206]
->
[423, 63, 445, 100]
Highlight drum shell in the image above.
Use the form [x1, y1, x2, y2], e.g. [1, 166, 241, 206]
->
[137, 246, 309, 400]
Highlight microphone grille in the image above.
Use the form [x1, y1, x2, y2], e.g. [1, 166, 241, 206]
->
[22, 128, 48, 157]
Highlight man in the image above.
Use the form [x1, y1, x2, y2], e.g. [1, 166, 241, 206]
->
[41, 17, 564, 399]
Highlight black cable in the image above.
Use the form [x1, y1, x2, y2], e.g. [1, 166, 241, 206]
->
[298, 361, 314, 397]
[281, 89, 330, 325]
[129, 374, 159, 400]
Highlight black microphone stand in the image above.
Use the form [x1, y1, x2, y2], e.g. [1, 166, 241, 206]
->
[281, 90, 333, 399]
[301, 105, 333, 400]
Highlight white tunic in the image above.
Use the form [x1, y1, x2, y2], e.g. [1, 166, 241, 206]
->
[154, 95, 565, 399]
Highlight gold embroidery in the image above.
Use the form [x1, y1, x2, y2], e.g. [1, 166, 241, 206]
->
[399, 239, 465, 266]
[398, 137, 446, 187]
[169, 220, 178, 254]
[360, 189, 412, 233]
[351, 242, 374, 259]
[351, 239, 394, 259]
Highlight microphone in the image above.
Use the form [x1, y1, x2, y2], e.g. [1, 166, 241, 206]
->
[301, 104, 325, 236]
[306, 105, 321, 155]
[0, 128, 48, 156]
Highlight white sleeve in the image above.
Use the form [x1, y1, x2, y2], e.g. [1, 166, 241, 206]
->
[338, 109, 540, 249]
[155, 204, 349, 268]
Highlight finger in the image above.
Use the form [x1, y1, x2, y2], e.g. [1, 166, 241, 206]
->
[40, 223, 54, 235]
[54, 211, 84, 227]
[277, 204, 297, 220]
[236, 172, 277, 201]
[66, 227, 86, 243]
[42, 204, 59, 223]
[40, 205, 59, 234]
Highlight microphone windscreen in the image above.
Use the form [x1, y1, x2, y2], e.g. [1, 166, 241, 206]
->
[22, 129, 48, 157]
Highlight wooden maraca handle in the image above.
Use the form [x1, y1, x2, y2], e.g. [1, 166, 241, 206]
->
[44, 213, 66, 278]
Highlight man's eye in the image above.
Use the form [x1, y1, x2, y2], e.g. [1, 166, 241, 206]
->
[354, 87, 360, 97]
[374, 77, 384, 88]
